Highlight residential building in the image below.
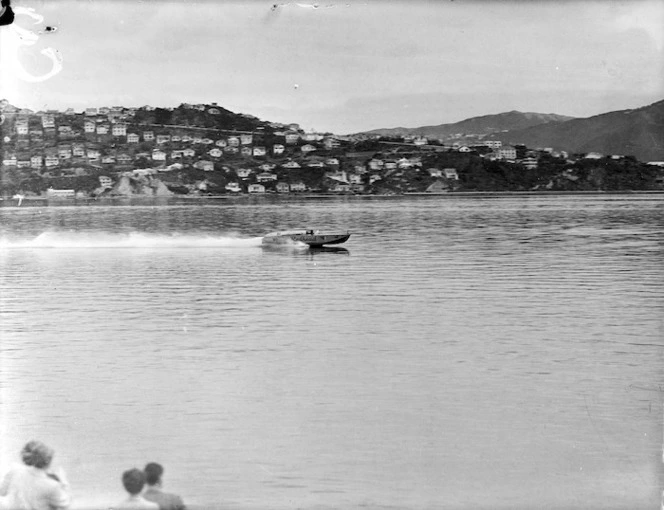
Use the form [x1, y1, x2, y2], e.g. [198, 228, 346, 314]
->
[443, 168, 459, 180]
[156, 134, 171, 144]
[225, 182, 241, 192]
[127, 133, 140, 143]
[99, 176, 113, 188]
[31, 155, 43, 168]
[41, 114, 55, 128]
[240, 134, 253, 145]
[227, 136, 240, 147]
[87, 148, 101, 161]
[112, 124, 127, 136]
[483, 140, 502, 149]
[521, 157, 538, 170]
[427, 168, 443, 178]
[323, 137, 340, 150]
[215, 139, 227, 147]
[85, 107, 98, 116]
[209, 148, 223, 158]
[285, 132, 300, 145]
[241, 147, 253, 157]
[101, 156, 116, 164]
[72, 144, 86, 157]
[96, 124, 109, 135]
[272, 144, 285, 155]
[236, 168, 253, 178]
[290, 182, 307, 192]
[45, 155, 60, 167]
[257, 172, 277, 182]
[58, 146, 72, 159]
[182, 148, 196, 157]
[248, 183, 266, 193]
[282, 161, 301, 169]
[117, 154, 132, 165]
[253, 147, 266, 157]
[276, 182, 290, 193]
[497, 146, 517, 160]
[84, 121, 96, 133]
[152, 149, 167, 161]
[301, 144, 317, 153]
[143, 131, 155, 141]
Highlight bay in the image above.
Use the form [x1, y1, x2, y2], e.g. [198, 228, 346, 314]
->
[0, 195, 662, 509]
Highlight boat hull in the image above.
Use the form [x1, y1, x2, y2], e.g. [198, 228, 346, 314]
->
[262, 230, 350, 247]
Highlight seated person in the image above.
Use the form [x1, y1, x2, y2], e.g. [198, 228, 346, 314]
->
[143, 463, 186, 510]
[113, 469, 159, 509]
[0, 0, 15, 26]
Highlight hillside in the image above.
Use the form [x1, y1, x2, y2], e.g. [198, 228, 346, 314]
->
[360, 111, 574, 138]
[497, 99, 664, 161]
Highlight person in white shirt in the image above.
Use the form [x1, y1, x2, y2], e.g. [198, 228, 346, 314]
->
[111, 469, 158, 510]
[0, 440, 71, 510]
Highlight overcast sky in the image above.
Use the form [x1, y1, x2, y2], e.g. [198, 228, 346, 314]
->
[1, 0, 662, 133]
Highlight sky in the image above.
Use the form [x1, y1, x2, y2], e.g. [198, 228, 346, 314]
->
[0, 0, 663, 134]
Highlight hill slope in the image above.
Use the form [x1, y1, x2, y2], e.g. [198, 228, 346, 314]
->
[361, 111, 574, 138]
[498, 99, 664, 161]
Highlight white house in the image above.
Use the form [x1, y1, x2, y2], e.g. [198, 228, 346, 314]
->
[84, 121, 96, 133]
[285, 132, 300, 144]
[117, 154, 132, 165]
[99, 176, 113, 188]
[240, 134, 253, 145]
[301, 144, 317, 153]
[45, 155, 59, 167]
[248, 183, 266, 193]
[253, 147, 266, 157]
[256, 172, 277, 182]
[209, 148, 223, 158]
[96, 124, 109, 135]
[236, 168, 253, 178]
[41, 114, 55, 128]
[227, 137, 240, 147]
[72, 144, 86, 157]
[16, 124, 29, 135]
[276, 182, 290, 193]
[85, 107, 98, 116]
[156, 134, 171, 144]
[143, 131, 155, 141]
[101, 156, 116, 164]
[183, 148, 196, 157]
[427, 168, 443, 178]
[31, 155, 43, 168]
[127, 133, 140, 143]
[290, 182, 307, 192]
[225, 182, 242, 192]
[443, 168, 459, 180]
[282, 161, 301, 169]
[272, 144, 285, 155]
[87, 149, 101, 161]
[152, 149, 167, 161]
[215, 139, 228, 147]
[112, 124, 127, 136]
[240, 147, 253, 157]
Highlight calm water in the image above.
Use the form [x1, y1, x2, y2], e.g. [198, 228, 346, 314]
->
[0, 195, 662, 510]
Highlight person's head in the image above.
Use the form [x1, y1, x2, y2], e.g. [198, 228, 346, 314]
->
[122, 468, 146, 496]
[144, 462, 163, 486]
[21, 441, 54, 469]
[1, 1, 10, 8]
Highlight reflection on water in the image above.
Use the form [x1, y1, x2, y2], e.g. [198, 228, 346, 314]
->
[0, 195, 662, 509]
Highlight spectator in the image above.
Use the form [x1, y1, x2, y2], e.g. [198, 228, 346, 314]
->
[113, 469, 158, 510]
[0, 440, 71, 510]
[143, 463, 185, 510]
[0, 0, 14, 26]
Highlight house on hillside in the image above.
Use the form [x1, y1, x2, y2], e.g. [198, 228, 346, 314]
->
[225, 182, 242, 193]
[276, 182, 290, 193]
[143, 131, 155, 141]
[253, 146, 266, 157]
[96, 124, 109, 135]
[443, 168, 459, 180]
[152, 149, 167, 161]
[248, 183, 266, 193]
[256, 172, 277, 183]
[282, 161, 301, 169]
[236, 168, 253, 178]
[240, 134, 253, 145]
[273, 144, 285, 155]
[84, 121, 96, 133]
[31, 155, 43, 168]
[127, 133, 140, 143]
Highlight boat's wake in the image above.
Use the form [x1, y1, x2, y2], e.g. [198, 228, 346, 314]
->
[0, 231, 264, 249]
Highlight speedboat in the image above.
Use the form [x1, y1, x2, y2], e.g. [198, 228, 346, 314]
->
[262, 229, 351, 247]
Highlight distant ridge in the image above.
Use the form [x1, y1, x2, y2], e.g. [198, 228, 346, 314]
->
[497, 99, 664, 162]
[359, 111, 575, 138]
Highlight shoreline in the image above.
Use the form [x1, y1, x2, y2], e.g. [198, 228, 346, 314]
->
[2, 189, 664, 205]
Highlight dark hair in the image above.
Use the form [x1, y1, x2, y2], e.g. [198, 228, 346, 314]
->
[122, 469, 146, 495]
[144, 462, 163, 486]
[1, 1, 10, 8]
[21, 441, 54, 469]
